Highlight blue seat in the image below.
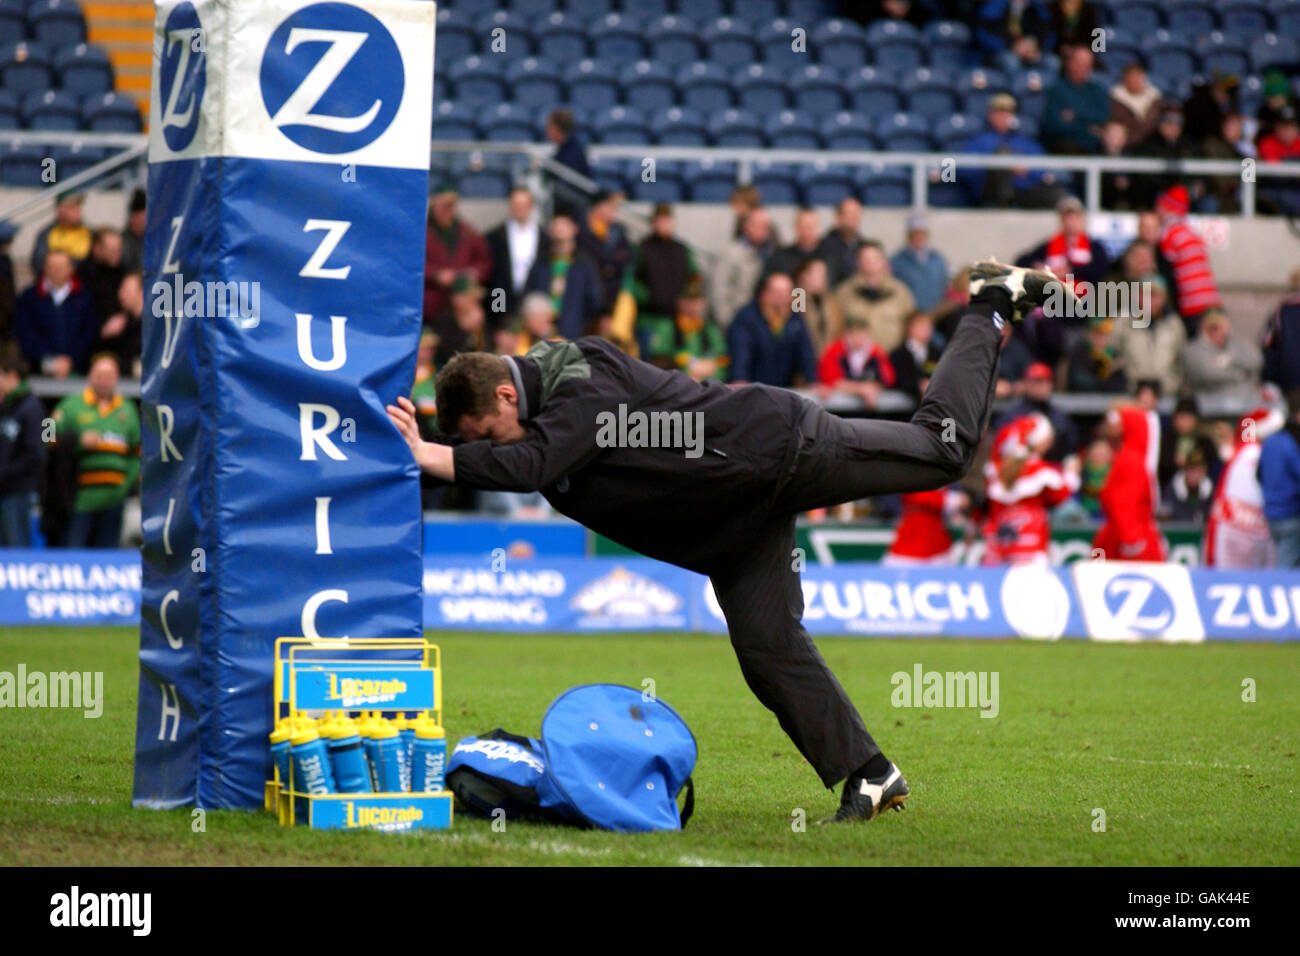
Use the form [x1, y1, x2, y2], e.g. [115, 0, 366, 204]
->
[902, 67, 960, 119]
[702, 17, 757, 70]
[1014, 114, 1040, 140]
[53, 42, 112, 96]
[733, 63, 788, 113]
[535, 12, 588, 63]
[1276, 0, 1300, 38]
[958, 67, 1009, 117]
[592, 105, 648, 145]
[683, 159, 738, 202]
[845, 66, 902, 118]
[22, 88, 80, 129]
[0, 7, 23, 47]
[800, 162, 856, 206]
[28, 0, 84, 49]
[448, 56, 506, 108]
[621, 60, 676, 113]
[1098, 29, 1143, 73]
[927, 176, 973, 208]
[750, 161, 801, 205]
[50, 142, 106, 180]
[564, 58, 619, 112]
[1163, 0, 1217, 35]
[1218, 0, 1271, 36]
[653, 105, 708, 146]
[1236, 74, 1264, 117]
[685, 0, 727, 19]
[82, 91, 141, 132]
[591, 13, 644, 62]
[1251, 33, 1298, 73]
[1011, 70, 1050, 123]
[452, 152, 514, 199]
[0, 90, 19, 129]
[820, 110, 877, 151]
[453, 0, 499, 16]
[1197, 33, 1250, 78]
[789, 64, 845, 115]
[923, 20, 971, 67]
[865, 20, 922, 73]
[875, 112, 931, 152]
[511, 0, 559, 19]
[710, 107, 764, 147]
[933, 113, 981, 152]
[765, 110, 821, 150]
[1146, 31, 1197, 80]
[646, 15, 700, 68]
[739, 0, 781, 19]
[814, 19, 869, 71]
[505, 57, 563, 109]
[0, 143, 46, 186]
[856, 164, 911, 206]
[758, 18, 805, 71]
[588, 160, 626, 196]
[788, 0, 832, 19]
[435, 8, 476, 62]
[677, 62, 733, 113]
[626, 158, 683, 202]
[567, 0, 615, 17]
[0, 41, 53, 94]
[479, 102, 535, 142]
[1112, 1, 1163, 33]
[432, 100, 479, 141]
[476, 11, 535, 59]
[627, 0, 671, 16]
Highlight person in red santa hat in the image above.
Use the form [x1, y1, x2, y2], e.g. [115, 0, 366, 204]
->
[1204, 398, 1286, 567]
[980, 413, 1080, 565]
[1092, 403, 1167, 561]
[884, 487, 971, 566]
[1155, 184, 1222, 335]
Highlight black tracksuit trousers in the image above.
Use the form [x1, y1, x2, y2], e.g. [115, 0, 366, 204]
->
[709, 306, 1004, 788]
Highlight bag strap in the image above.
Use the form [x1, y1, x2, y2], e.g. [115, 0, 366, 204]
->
[679, 776, 694, 828]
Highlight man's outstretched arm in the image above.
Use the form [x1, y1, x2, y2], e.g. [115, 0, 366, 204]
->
[386, 396, 455, 481]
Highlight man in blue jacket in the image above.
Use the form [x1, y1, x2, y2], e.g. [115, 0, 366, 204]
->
[0, 351, 45, 546]
[725, 272, 818, 388]
[14, 250, 96, 377]
[1260, 389, 1300, 567]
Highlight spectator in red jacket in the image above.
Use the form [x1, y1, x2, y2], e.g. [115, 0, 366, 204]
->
[981, 414, 1078, 565]
[423, 182, 491, 324]
[1093, 403, 1167, 561]
[884, 488, 969, 566]
[1155, 185, 1221, 333]
[818, 314, 896, 410]
[1258, 107, 1300, 163]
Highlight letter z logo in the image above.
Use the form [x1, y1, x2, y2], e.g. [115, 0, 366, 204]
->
[260, 3, 403, 154]
[158, 2, 206, 151]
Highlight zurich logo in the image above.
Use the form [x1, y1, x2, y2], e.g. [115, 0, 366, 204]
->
[259, 2, 403, 154]
[1102, 574, 1174, 634]
[158, 2, 205, 152]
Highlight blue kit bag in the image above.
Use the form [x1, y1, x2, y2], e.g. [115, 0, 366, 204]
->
[445, 685, 697, 832]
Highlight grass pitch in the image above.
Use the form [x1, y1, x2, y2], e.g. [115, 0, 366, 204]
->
[2, 626, 1297, 866]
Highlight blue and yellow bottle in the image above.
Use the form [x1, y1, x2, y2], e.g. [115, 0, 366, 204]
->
[411, 722, 447, 793]
[327, 715, 372, 793]
[370, 718, 407, 793]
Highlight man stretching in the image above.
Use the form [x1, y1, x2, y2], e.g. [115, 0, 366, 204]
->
[388, 261, 1065, 822]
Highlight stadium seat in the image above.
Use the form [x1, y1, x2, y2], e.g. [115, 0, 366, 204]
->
[855, 163, 911, 206]
[504, 57, 563, 110]
[653, 105, 708, 146]
[448, 56, 507, 108]
[0, 6, 23, 47]
[592, 105, 649, 145]
[53, 43, 112, 96]
[1236, 74, 1265, 118]
[1197, 33, 1251, 79]
[758, 18, 806, 72]
[765, 110, 821, 150]
[710, 107, 764, 147]
[591, 13, 644, 63]
[453, 0, 498, 17]
[479, 102, 535, 142]
[1218, 0, 1272, 37]
[958, 67, 1009, 118]
[1276, 0, 1300, 38]
[627, 0, 672, 17]
[686, 0, 727, 19]
[1111, 1, 1163, 33]
[0, 142, 46, 187]
[933, 113, 981, 152]
[820, 110, 877, 151]
[621, 60, 676, 113]
[82, 91, 141, 132]
[813, 19, 869, 72]
[1014, 114, 1040, 141]
[567, 0, 615, 18]
[902, 67, 960, 120]
[1011, 70, 1050, 124]
[587, 158, 626, 195]
[564, 58, 619, 112]
[923, 20, 972, 68]
[435, 8, 476, 62]
[535, 12, 588, 63]
[865, 20, 922, 73]
[1097, 30, 1143, 74]
[626, 158, 683, 202]
[432, 99, 480, 141]
[0, 90, 19, 129]
[511, 0, 559, 19]
[677, 62, 733, 114]
[750, 161, 801, 205]
[733, 63, 788, 113]
[789, 64, 845, 115]
[683, 158, 739, 202]
[1146, 31, 1197, 79]
[845, 66, 903, 118]
[739, 0, 782, 20]
[451, 151, 515, 199]
[800, 161, 856, 206]
[22, 88, 80, 129]
[0, 41, 53, 95]
[927, 175, 973, 208]
[28, 0, 85, 49]
[49, 141, 106, 181]
[646, 15, 700, 69]
[1250, 33, 1298, 74]
[476, 10, 535, 60]
[788, 0, 832, 20]
[702, 18, 757, 70]
[875, 112, 932, 152]
[1163, 0, 1217, 36]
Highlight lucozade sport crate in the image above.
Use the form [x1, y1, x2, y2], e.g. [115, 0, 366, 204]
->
[267, 637, 452, 832]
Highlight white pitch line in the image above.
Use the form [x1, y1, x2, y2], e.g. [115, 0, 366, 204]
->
[425, 829, 759, 866]
[1052, 753, 1279, 772]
